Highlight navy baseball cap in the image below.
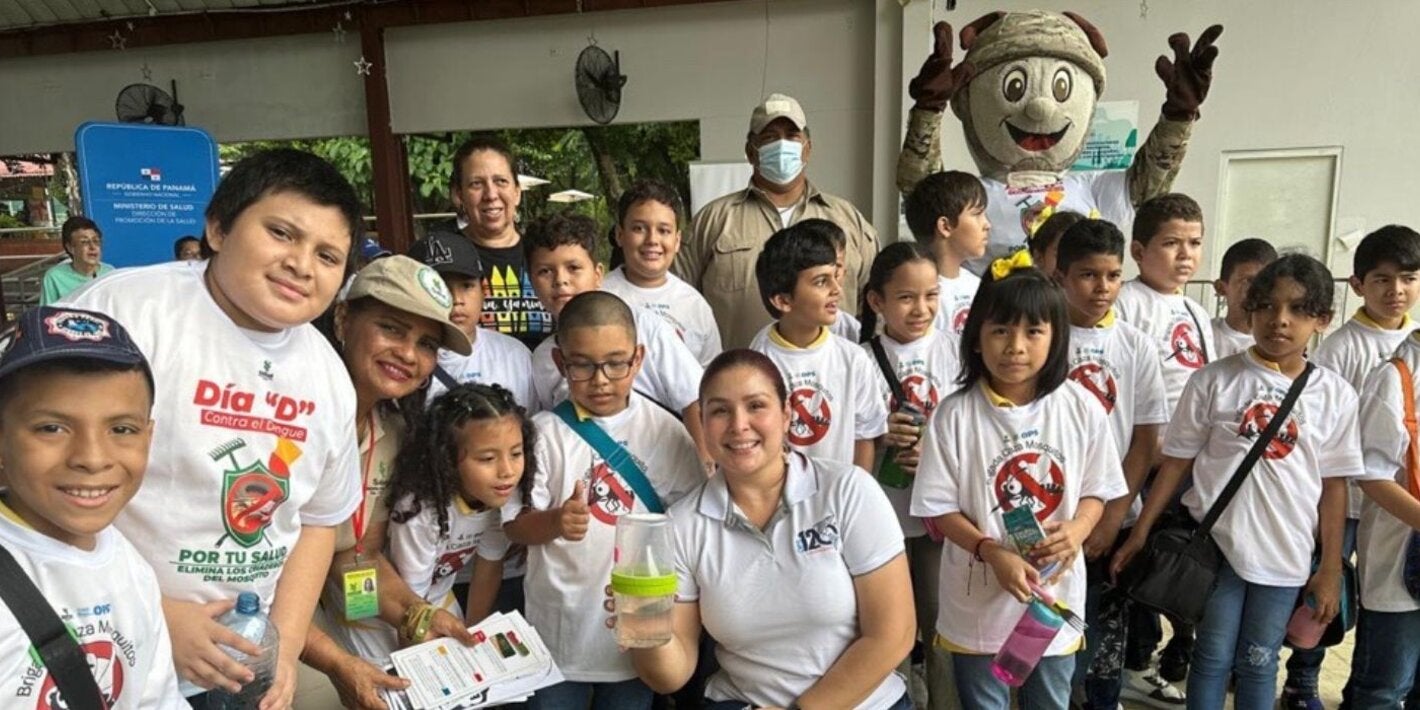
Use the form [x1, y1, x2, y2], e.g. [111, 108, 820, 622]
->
[361, 237, 393, 261]
[407, 232, 483, 280]
[0, 307, 152, 386]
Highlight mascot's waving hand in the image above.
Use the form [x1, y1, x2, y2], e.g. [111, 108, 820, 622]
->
[898, 11, 1222, 264]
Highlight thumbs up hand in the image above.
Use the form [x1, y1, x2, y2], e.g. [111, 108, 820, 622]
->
[559, 480, 590, 542]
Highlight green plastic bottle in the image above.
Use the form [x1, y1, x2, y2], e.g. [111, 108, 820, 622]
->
[878, 402, 925, 489]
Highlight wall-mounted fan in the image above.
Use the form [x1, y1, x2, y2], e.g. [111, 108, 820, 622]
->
[116, 80, 185, 125]
[575, 43, 626, 125]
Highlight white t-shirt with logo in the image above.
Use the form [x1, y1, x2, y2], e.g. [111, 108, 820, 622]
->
[0, 513, 185, 709]
[1114, 279, 1216, 415]
[63, 263, 362, 610]
[532, 307, 704, 414]
[1355, 334, 1420, 611]
[429, 329, 537, 412]
[1163, 352, 1364, 586]
[672, 454, 907, 709]
[911, 381, 1126, 655]
[750, 325, 890, 465]
[502, 395, 702, 681]
[1314, 314, 1417, 519]
[977, 171, 1134, 269]
[1211, 317, 1253, 360]
[862, 330, 962, 537]
[1067, 319, 1169, 525]
[601, 267, 723, 366]
[932, 272, 981, 337]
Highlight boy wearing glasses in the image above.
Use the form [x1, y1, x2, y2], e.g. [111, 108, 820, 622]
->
[42, 217, 114, 304]
[503, 291, 702, 710]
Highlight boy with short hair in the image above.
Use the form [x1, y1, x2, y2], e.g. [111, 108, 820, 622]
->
[64, 148, 364, 705]
[1112, 192, 1212, 704]
[749, 218, 888, 472]
[602, 180, 723, 366]
[903, 170, 991, 336]
[409, 231, 536, 410]
[1284, 224, 1420, 708]
[503, 291, 701, 709]
[523, 213, 707, 456]
[822, 224, 863, 342]
[1210, 238, 1278, 359]
[1052, 219, 1169, 710]
[0, 305, 183, 708]
[42, 216, 115, 304]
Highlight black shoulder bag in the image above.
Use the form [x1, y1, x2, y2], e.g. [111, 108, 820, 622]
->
[1122, 362, 1314, 625]
[0, 543, 108, 709]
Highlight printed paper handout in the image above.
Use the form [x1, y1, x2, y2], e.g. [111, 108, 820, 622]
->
[381, 611, 563, 709]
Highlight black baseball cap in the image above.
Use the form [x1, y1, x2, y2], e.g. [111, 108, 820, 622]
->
[408, 232, 483, 280]
[0, 306, 152, 387]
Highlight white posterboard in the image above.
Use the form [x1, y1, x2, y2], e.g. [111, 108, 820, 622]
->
[1214, 147, 1342, 277]
[688, 161, 754, 215]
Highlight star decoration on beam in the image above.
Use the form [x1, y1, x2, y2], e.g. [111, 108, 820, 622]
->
[141, 61, 152, 80]
[331, 21, 346, 43]
[108, 30, 127, 50]
[353, 56, 373, 76]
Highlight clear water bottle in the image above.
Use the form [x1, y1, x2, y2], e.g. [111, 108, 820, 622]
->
[990, 598, 1064, 687]
[208, 592, 279, 709]
[610, 513, 676, 648]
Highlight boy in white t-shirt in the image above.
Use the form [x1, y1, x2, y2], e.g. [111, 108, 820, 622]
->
[1287, 225, 1420, 706]
[0, 306, 183, 709]
[749, 219, 888, 471]
[409, 231, 537, 409]
[1210, 238, 1277, 360]
[63, 149, 364, 705]
[602, 179, 723, 365]
[503, 292, 702, 709]
[522, 213, 709, 463]
[1111, 193, 1213, 700]
[1051, 219, 1169, 709]
[903, 170, 991, 336]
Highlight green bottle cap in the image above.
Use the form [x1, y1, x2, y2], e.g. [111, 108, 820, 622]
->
[610, 571, 677, 597]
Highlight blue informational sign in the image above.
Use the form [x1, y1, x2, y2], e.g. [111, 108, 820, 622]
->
[75, 122, 219, 267]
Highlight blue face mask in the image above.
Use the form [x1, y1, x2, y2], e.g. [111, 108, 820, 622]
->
[756, 139, 804, 185]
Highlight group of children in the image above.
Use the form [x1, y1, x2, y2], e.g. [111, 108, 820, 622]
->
[6, 141, 1420, 710]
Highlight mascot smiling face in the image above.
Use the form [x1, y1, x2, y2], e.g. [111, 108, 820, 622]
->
[950, 11, 1107, 179]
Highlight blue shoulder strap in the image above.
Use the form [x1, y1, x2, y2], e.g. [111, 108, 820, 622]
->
[553, 400, 664, 514]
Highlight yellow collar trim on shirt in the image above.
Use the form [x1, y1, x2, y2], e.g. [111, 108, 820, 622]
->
[767, 324, 830, 350]
[1094, 308, 1117, 328]
[1354, 307, 1412, 331]
[571, 400, 595, 422]
[981, 382, 1017, 408]
[454, 495, 477, 515]
[1247, 347, 1284, 374]
[0, 498, 32, 530]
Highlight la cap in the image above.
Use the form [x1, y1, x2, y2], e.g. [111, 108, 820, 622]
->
[749, 93, 808, 135]
[343, 255, 473, 356]
[407, 232, 483, 280]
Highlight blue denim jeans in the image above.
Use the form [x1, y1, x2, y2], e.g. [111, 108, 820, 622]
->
[1284, 517, 1358, 695]
[951, 653, 1073, 710]
[528, 677, 654, 710]
[1349, 607, 1420, 708]
[1186, 560, 1299, 710]
[704, 693, 912, 710]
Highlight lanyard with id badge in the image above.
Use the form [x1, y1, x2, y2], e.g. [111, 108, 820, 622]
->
[342, 413, 380, 621]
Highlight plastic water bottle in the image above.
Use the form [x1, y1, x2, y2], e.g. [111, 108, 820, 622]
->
[878, 402, 925, 489]
[208, 592, 280, 709]
[611, 513, 676, 648]
[991, 598, 1064, 687]
[1286, 594, 1328, 650]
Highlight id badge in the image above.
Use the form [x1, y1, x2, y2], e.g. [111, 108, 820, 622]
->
[342, 560, 379, 621]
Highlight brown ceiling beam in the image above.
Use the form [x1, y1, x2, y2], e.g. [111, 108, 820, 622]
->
[0, 0, 736, 60]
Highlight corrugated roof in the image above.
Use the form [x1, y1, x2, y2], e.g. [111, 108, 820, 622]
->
[0, 0, 309, 31]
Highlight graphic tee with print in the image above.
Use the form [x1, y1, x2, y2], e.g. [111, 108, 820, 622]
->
[1114, 279, 1216, 414]
[911, 382, 1126, 655]
[863, 329, 962, 537]
[1355, 334, 1420, 611]
[475, 242, 554, 350]
[0, 512, 184, 709]
[933, 272, 981, 337]
[63, 263, 362, 609]
[1164, 352, 1364, 586]
[751, 326, 889, 465]
[601, 267, 723, 366]
[429, 328, 538, 412]
[502, 395, 702, 681]
[531, 306, 703, 413]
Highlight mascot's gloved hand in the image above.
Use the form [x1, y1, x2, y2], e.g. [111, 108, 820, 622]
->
[909, 21, 976, 112]
[1156, 24, 1224, 121]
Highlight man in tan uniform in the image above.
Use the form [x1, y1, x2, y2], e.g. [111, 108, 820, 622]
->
[674, 94, 879, 350]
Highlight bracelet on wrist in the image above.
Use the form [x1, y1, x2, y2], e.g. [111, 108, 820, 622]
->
[973, 536, 995, 562]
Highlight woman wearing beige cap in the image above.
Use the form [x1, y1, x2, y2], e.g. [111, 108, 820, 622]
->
[302, 255, 481, 708]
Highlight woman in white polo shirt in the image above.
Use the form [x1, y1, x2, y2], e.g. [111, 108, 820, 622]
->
[630, 349, 915, 709]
